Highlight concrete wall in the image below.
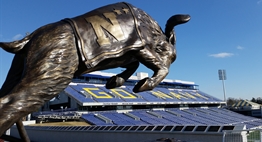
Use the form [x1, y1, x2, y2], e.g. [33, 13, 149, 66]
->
[10, 127, 223, 142]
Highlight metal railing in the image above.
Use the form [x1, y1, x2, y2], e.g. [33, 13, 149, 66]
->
[24, 125, 235, 133]
[223, 129, 262, 142]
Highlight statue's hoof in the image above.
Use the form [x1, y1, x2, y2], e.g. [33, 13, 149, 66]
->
[133, 77, 153, 93]
[106, 76, 125, 89]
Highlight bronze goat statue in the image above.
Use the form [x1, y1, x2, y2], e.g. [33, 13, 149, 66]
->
[0, 2, 190, 140]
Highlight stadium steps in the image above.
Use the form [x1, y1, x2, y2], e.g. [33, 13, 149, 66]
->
[124, 112, 140, 120]
[166, 110, 181, 117]
[157, 110, 193, 125]
[101, 112, 148, 125]
[129, 111, 172, 125]
[95, 113, 113, 124]
[81, 114, 112, 125]
[146, 111, 162, 118]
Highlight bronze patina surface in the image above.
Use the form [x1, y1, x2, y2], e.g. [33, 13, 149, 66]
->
[63, 2, 145, 68]
[0, 2, 190, 140]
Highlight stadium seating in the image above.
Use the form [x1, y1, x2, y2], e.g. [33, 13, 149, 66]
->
[35, 107, 262, 129]
[62, 82, 262, 129]
[82, 113, 112, 126]
[125, 86, 165, 102]
[101, 112, 149, 125]
[129, 110, 172, 125]
[79, 107, 262, 129]
[65, 81, 224, 106]
[65, 86, 95, 103]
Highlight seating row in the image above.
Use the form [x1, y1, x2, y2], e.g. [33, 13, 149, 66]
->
[81, 107, 262, 129]
[65, 84, 222, 103]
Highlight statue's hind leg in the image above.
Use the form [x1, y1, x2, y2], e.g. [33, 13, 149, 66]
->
[106, 61, 139, 89]
[0, 54, 25, 98]
[0, 54, 30, 141]
[0, 33, 79, 136]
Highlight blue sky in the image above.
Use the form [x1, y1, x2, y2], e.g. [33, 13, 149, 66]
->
[0, 1, 261, 100]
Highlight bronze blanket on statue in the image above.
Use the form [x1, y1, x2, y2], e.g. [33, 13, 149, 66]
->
[63, 2, 145, 68]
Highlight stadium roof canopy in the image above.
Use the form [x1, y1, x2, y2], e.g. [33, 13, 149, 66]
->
[81, 71, 196, 85]
[232, 100, 261, 108]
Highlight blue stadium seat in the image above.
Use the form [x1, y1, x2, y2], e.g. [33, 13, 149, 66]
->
[197, 91, 222, 101]
[125, 86, 165, 102]
[101, 112, 148, 125]
[63, 107, 262, 129]
[77, 84, 124, 103]
[65, 86, 95, 103]
[81, 113, 113, 126]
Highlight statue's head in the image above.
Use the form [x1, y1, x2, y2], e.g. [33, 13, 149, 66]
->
[157, 14, 190, 67]
[165, 14, 191, 46]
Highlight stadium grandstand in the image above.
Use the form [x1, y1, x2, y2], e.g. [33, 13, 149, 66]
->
[228, 100, 262, 118]
[8, 71, 262, 142]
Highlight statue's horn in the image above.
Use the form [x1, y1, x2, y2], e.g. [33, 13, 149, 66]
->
[165, 14, 190, 39]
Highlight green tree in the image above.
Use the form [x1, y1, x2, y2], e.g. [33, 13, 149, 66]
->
[256, 97, 262, 104]
[251, 97, 257, 103]
[227, 97, 240, 106]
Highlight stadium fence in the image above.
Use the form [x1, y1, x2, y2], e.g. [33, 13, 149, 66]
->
[223, 129, 262, 142]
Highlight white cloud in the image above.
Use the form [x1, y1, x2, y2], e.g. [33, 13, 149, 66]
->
[236, 46, 244, 50]
[12, 34, 23, 40]
[258, 0, 262, 4]
[209, 52, 234, 58]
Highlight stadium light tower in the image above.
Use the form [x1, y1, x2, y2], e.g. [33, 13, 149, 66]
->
[218, 69, 227, 105]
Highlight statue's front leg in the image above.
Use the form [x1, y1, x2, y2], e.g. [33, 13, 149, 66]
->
[133, 47, 169, 93]
[106, 61, 139, 89]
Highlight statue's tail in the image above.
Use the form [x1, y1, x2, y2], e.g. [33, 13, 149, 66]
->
[165, 14, 190, 45]
[0, 34, 32, 54]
